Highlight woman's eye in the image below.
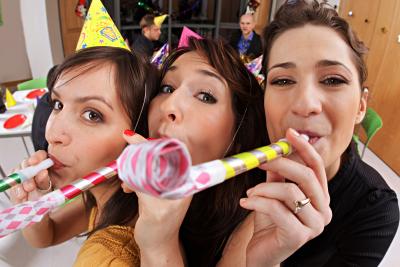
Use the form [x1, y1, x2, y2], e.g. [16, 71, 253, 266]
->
[159, 85, 174, 94]
[270, 79, 295, 86]
[197, 92, 217, 104]
[52, 100, 63, 110]
[82, 110, 103, 122]
[321, 77, 347, 86]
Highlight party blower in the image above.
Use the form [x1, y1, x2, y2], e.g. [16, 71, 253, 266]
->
[0, 159, 54, 192]
[0, 137, 304, 238]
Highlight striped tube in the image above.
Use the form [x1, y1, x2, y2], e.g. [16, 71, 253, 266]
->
[222, 139, 291, 179]
[0, 161, 118, 239]
[0, 173, 22, 192]
[60, 161, 118, 200]
[163, 139, 293, 198]
[0, 159, 54, 192]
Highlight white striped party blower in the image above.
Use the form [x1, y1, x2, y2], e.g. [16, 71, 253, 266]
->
[0, 137, 295, 238]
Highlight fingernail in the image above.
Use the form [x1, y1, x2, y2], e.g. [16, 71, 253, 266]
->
[146, 137, 157, 140]
[290, 128, 300, 136]
[240, 198, 247, 205]
[124, 129, 135, 136]
[300, 134, 310, 142]
[16, 187, 22, 197]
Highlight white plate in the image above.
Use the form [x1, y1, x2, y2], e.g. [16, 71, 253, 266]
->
[12, 88, 48, 103]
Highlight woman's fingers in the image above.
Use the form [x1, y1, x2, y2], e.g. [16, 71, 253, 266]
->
[122, 131, 147, 144]
[8, 150, 51, 203]
[260, 157, 328, 214]
[8, 184, 28, 204]
[246, 182, 327, 232]
[34, 169, 52, 191]
[286, 129, 329, 197]
[121, 182, 134, 193]
[240, 196, 312, 242]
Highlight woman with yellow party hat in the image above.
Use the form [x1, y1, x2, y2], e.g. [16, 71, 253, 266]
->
[8, 0, 158, 266]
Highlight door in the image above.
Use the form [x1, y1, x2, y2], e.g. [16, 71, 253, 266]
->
[59, 0, 85, 57]
[340, 0, 400, 175]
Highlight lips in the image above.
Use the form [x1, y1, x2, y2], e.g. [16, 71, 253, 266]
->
[48, 154, 67, 170]
[296, 130, 322, 145]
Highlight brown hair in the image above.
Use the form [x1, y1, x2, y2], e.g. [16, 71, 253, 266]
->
[140, 14, 155, 29]
[48, 46, 158, 235]
[160, 38, 268, 266]
[262, 0, 368, 87]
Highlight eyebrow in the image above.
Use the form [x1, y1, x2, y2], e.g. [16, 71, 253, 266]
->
[198, 69, 225, 84]
[52, 89, 114, 111]
[268, 60, 352, 74]
[267, 62, 296, 72]
[315, 59, 352, 74]
[167, 65, 225, 84]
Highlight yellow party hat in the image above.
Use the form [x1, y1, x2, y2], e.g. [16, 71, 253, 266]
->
[76, 0, 130, 51]
[5, 88, 16, 107]
[154, 14, 167, 27]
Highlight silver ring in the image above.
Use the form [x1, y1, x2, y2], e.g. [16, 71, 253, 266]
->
[293, 198, 311, 214]
[37, 178, 53, 193]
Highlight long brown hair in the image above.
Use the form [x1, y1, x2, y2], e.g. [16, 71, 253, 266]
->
[160, 38, 268, 266]
[48, 46, 158, 235]
[262, 0, 368, 87]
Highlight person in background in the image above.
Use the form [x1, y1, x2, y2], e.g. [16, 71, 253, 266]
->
[229, 13, 262, 61]
[31, 65, 57, 151]
[131, 14, 161, 58]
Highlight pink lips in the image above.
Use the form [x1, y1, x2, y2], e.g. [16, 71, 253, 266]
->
[48, 154, 66, 170]
[296, 130, 321, 145]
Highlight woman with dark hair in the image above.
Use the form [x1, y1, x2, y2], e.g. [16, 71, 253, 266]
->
[8, 46, 158, 266]
[221, 1, 398, 266]
[123, 37, 268, 266]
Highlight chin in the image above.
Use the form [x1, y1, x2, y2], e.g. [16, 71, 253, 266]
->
[49, 170, 76, 189]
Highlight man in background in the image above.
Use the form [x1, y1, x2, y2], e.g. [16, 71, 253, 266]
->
[229, 13, 262, 61]
[131, 14, 161, 58]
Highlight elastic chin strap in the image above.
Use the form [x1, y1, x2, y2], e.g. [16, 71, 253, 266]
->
[223, 105, 249, 157]
[133, 84, 147, 132]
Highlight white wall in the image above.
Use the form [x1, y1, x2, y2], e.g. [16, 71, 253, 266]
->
[46, 0, 64, 66]
[20, 0, 54, 78]
[0, 0, 31, 83]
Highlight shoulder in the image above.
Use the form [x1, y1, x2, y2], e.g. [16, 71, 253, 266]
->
[230, 30, 242, 41]
[74, 225, 140, 267]
[332, 151, 399, 239]
[252, 31, 262, 40]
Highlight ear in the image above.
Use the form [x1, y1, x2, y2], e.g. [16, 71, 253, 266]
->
[355, 87, 368, 124]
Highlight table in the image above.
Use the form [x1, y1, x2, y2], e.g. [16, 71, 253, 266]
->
[0, 89, 45, 174]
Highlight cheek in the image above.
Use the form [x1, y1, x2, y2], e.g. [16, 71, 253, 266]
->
[80, 133, 126, 170]
[264, 94, 283, 141]
[148, 100, 160, 133]
[45, 114, 56, 139]
[195, 109, 234, 156]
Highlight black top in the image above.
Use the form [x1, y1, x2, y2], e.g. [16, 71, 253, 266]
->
[229, 30, 262, 60]
[131, 34, 154, 58]
[31, 92, 52, 151]
[283, 142, 399, 267]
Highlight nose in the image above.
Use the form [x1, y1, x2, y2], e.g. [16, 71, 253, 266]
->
[291, 82, 322, 117]
[45, 112, 72, 147]
[159, 90, 183, 124]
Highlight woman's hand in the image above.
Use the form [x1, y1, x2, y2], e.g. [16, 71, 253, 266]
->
[122, 132, 189, 266]
[8, 150, 53, 204]
[240, 128, 332, 267]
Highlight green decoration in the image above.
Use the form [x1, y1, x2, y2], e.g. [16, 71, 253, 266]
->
[0, 0, 3, 26]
